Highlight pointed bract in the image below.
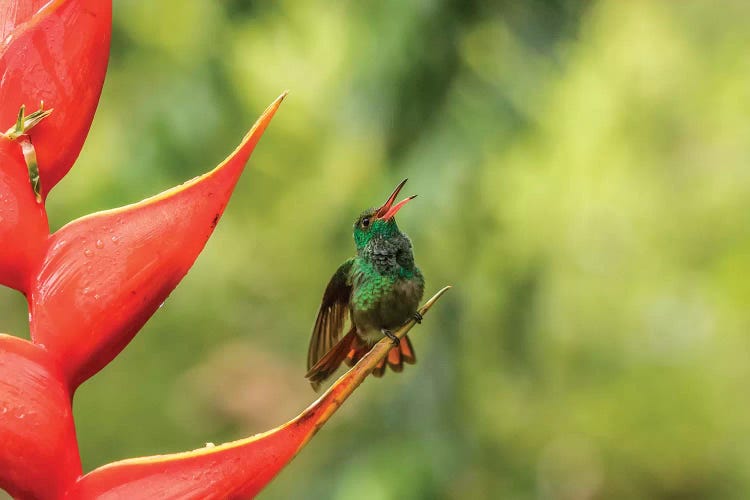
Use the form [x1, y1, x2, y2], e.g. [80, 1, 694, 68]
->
[0, 0, 111, 197]
[28, 94, 286, 389]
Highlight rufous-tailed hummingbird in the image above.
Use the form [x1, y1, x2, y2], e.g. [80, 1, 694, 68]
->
[306, 179, 425, 390]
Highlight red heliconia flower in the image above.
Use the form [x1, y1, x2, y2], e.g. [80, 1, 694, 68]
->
[0, 2, 448, 499]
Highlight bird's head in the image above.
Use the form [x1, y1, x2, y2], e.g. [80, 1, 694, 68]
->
[353, 178, 416, 250]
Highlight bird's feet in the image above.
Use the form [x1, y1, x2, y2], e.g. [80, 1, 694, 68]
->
[413, 311, 423, 324]
[382, 329, 400, 346]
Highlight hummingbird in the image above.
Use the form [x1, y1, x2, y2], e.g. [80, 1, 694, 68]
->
[306, 179, 425, 390]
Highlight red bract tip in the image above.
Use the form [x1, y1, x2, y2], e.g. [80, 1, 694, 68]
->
[28, 94, 286, 390]
[0, 0, 111, 198]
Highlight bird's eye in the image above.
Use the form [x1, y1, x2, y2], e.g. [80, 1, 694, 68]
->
[362, 217, 370, 228]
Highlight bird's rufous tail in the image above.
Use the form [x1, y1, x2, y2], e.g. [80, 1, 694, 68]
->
[348, 334, 416, 377]
[306, 331, 417, 390]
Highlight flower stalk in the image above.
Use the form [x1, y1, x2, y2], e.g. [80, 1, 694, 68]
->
[2, 104, 53, 202]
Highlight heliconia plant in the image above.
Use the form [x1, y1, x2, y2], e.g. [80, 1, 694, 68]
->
[0, 1, 449, 499]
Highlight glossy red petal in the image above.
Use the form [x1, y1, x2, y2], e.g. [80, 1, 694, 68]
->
[0, 139, 49, 292]
[0, 0, 111, 196]
[64, 287, 450, 500]
[0, 335, 80, 500]
[28, 94, 285, 390]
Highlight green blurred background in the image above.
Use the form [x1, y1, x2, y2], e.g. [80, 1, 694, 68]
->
[1, 0, 749, 498]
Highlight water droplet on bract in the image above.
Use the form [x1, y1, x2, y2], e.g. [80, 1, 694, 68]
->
[94, 294, 100, 300]
[96, 239, 104, 249]
[111, 235, 119, 243]
[82, 287, 91, 296]
[28, 312, 32, 322]
[84, 249, 93, 258]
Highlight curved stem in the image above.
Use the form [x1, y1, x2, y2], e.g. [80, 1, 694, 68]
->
[67, 286, 452, 499]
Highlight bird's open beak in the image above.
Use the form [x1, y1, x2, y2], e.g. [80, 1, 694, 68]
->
[375, 178, 417, 220]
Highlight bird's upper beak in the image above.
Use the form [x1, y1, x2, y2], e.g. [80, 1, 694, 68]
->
[375, 178, 416, 220]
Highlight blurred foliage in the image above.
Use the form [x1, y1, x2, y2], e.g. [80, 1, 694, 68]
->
[1, 0, 749, 498]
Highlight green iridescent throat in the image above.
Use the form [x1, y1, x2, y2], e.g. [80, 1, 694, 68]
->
[354, 218, 399, 250]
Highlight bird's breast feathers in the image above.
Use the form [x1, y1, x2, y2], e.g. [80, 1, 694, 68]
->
[349, 259, 424, 341]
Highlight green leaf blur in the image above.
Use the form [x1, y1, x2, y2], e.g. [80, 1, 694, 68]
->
[1, 0, 748, 498]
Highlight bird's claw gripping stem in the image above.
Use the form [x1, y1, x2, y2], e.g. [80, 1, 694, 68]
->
[382, 329, 400, 347]
[413, 312, 423, 324]
[2, 103, 53, 202]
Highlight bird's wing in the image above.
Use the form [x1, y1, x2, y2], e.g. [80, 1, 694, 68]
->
[307, 258, 355, 371]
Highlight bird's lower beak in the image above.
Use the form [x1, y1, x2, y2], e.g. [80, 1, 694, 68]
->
[375, 178, 417, 220]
